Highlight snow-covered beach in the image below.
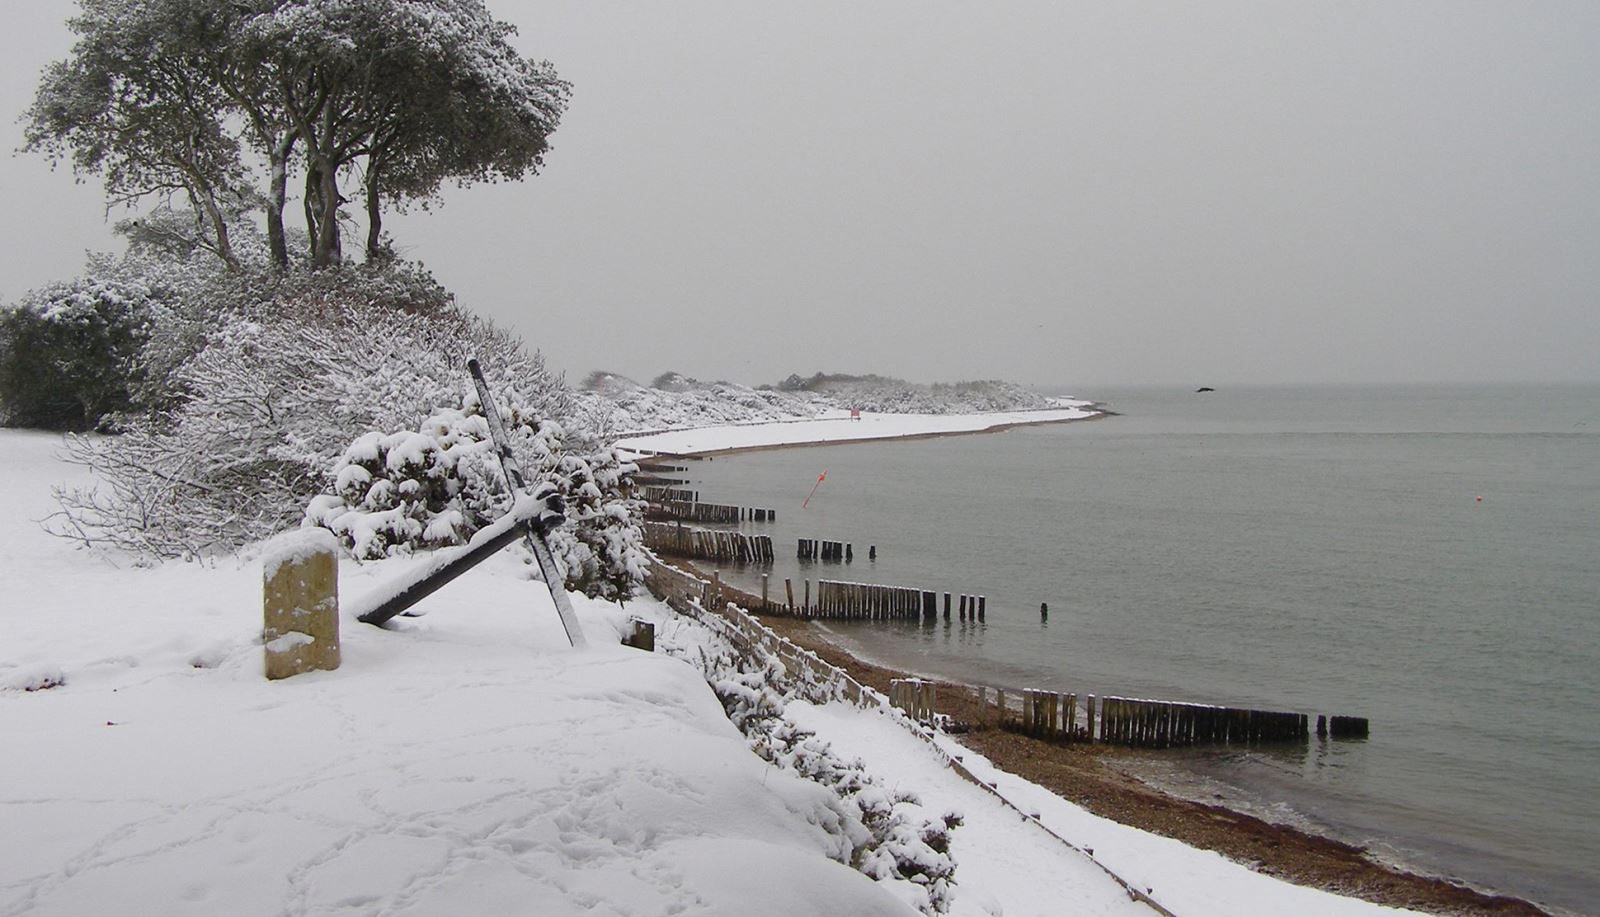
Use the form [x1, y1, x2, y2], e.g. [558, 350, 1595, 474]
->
[612, 399, 1101, 457]
[2, 419, 1426, 916]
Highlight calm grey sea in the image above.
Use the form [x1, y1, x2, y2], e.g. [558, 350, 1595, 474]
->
[685, 384, 1600, 914]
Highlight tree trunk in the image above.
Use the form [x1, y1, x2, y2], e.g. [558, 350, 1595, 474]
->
[265, 138, 292, 271]
[189, 188, 240, 273]
[365, 165, 385, 263]
[313, 150, 341, 268]
[304, 163, 322, 263]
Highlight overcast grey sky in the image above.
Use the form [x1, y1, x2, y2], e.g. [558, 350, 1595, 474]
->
[3, 1, 1598, 388]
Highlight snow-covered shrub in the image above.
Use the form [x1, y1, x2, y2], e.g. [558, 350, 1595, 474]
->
[575, 369, 1058, 436]
[0, 278, 156, 430]
[306, 395, 644, 600]
[577, 371, 830, 433]
[669, 624, 959, 915]
[29, 208, 456, 424]
[777, 372, 1055, 413]
[49, 288, 585, 563]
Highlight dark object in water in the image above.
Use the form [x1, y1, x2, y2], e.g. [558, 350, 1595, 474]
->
[1329, 715, 1370, 738]
[1196, 386, 1216, 393]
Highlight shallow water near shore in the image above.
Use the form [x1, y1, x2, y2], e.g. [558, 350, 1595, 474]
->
[686, 384, 1600, 914]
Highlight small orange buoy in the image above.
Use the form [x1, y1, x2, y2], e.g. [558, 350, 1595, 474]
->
[1476, 496, 1483, 502]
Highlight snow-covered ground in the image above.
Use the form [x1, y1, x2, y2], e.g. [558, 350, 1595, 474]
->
[0, 431, 908, 917]
[615, 400, 1098, 457]
[2, 425, 1409, 916]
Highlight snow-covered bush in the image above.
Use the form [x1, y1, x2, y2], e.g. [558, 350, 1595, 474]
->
[48, 289, 592, 564]
[575, 369, 1057, 436]
[669, 623, 959, 914]
[578, 371, 830, 433]
[777, 372, 1055, 413]
[0, 278, 156, 430]
[20, 208, 456, 425]
[306, 395, 644, 600]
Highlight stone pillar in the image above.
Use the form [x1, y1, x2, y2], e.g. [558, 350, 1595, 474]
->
[263, 529, 340, 680]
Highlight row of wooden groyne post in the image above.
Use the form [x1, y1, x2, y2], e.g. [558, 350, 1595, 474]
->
[641, 521, 774, 563]
[644, 553, 1369, 750]
[650, 500, 775, 524]
[803, 579, 986, 622]
[635, 547, 989, 626]
[796, 538, 882, 563]
[642, 485, 696, 503]
[989, 688, 1368, 748]
[743, 574, 987, 624]
[633, 480, 1369, 748]
[632, 459, 691, 488]
[635, 513, 982, 624]
[799, 538, 850, 562]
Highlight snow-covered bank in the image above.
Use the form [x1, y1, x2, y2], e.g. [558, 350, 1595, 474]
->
[789, 702, 1411, 916]
[2, 429, 1411, 916]
[615, 400, 1099, 457]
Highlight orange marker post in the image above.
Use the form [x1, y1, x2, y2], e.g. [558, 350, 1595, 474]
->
[802, 470, 828, 509]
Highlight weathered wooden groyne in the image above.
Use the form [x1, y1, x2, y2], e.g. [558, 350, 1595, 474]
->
[642, 485, 696, 503]
[984, 688, 1366, 749]
[651, 500, 775, 524]
[705, 573, 989, 625]
[816, 579, 931, 618]
[642, 521, 774, 563]
[798, 538, 851, 561]
[634, 474, 688, 486]
[644, 554, 1369, 752]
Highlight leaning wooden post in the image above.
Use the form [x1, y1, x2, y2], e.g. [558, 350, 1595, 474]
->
[263, 529, 340, 681]
[785, 577, 795, 612]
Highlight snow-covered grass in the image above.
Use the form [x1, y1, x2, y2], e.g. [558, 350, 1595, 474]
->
[3, 426, 1410, 916]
